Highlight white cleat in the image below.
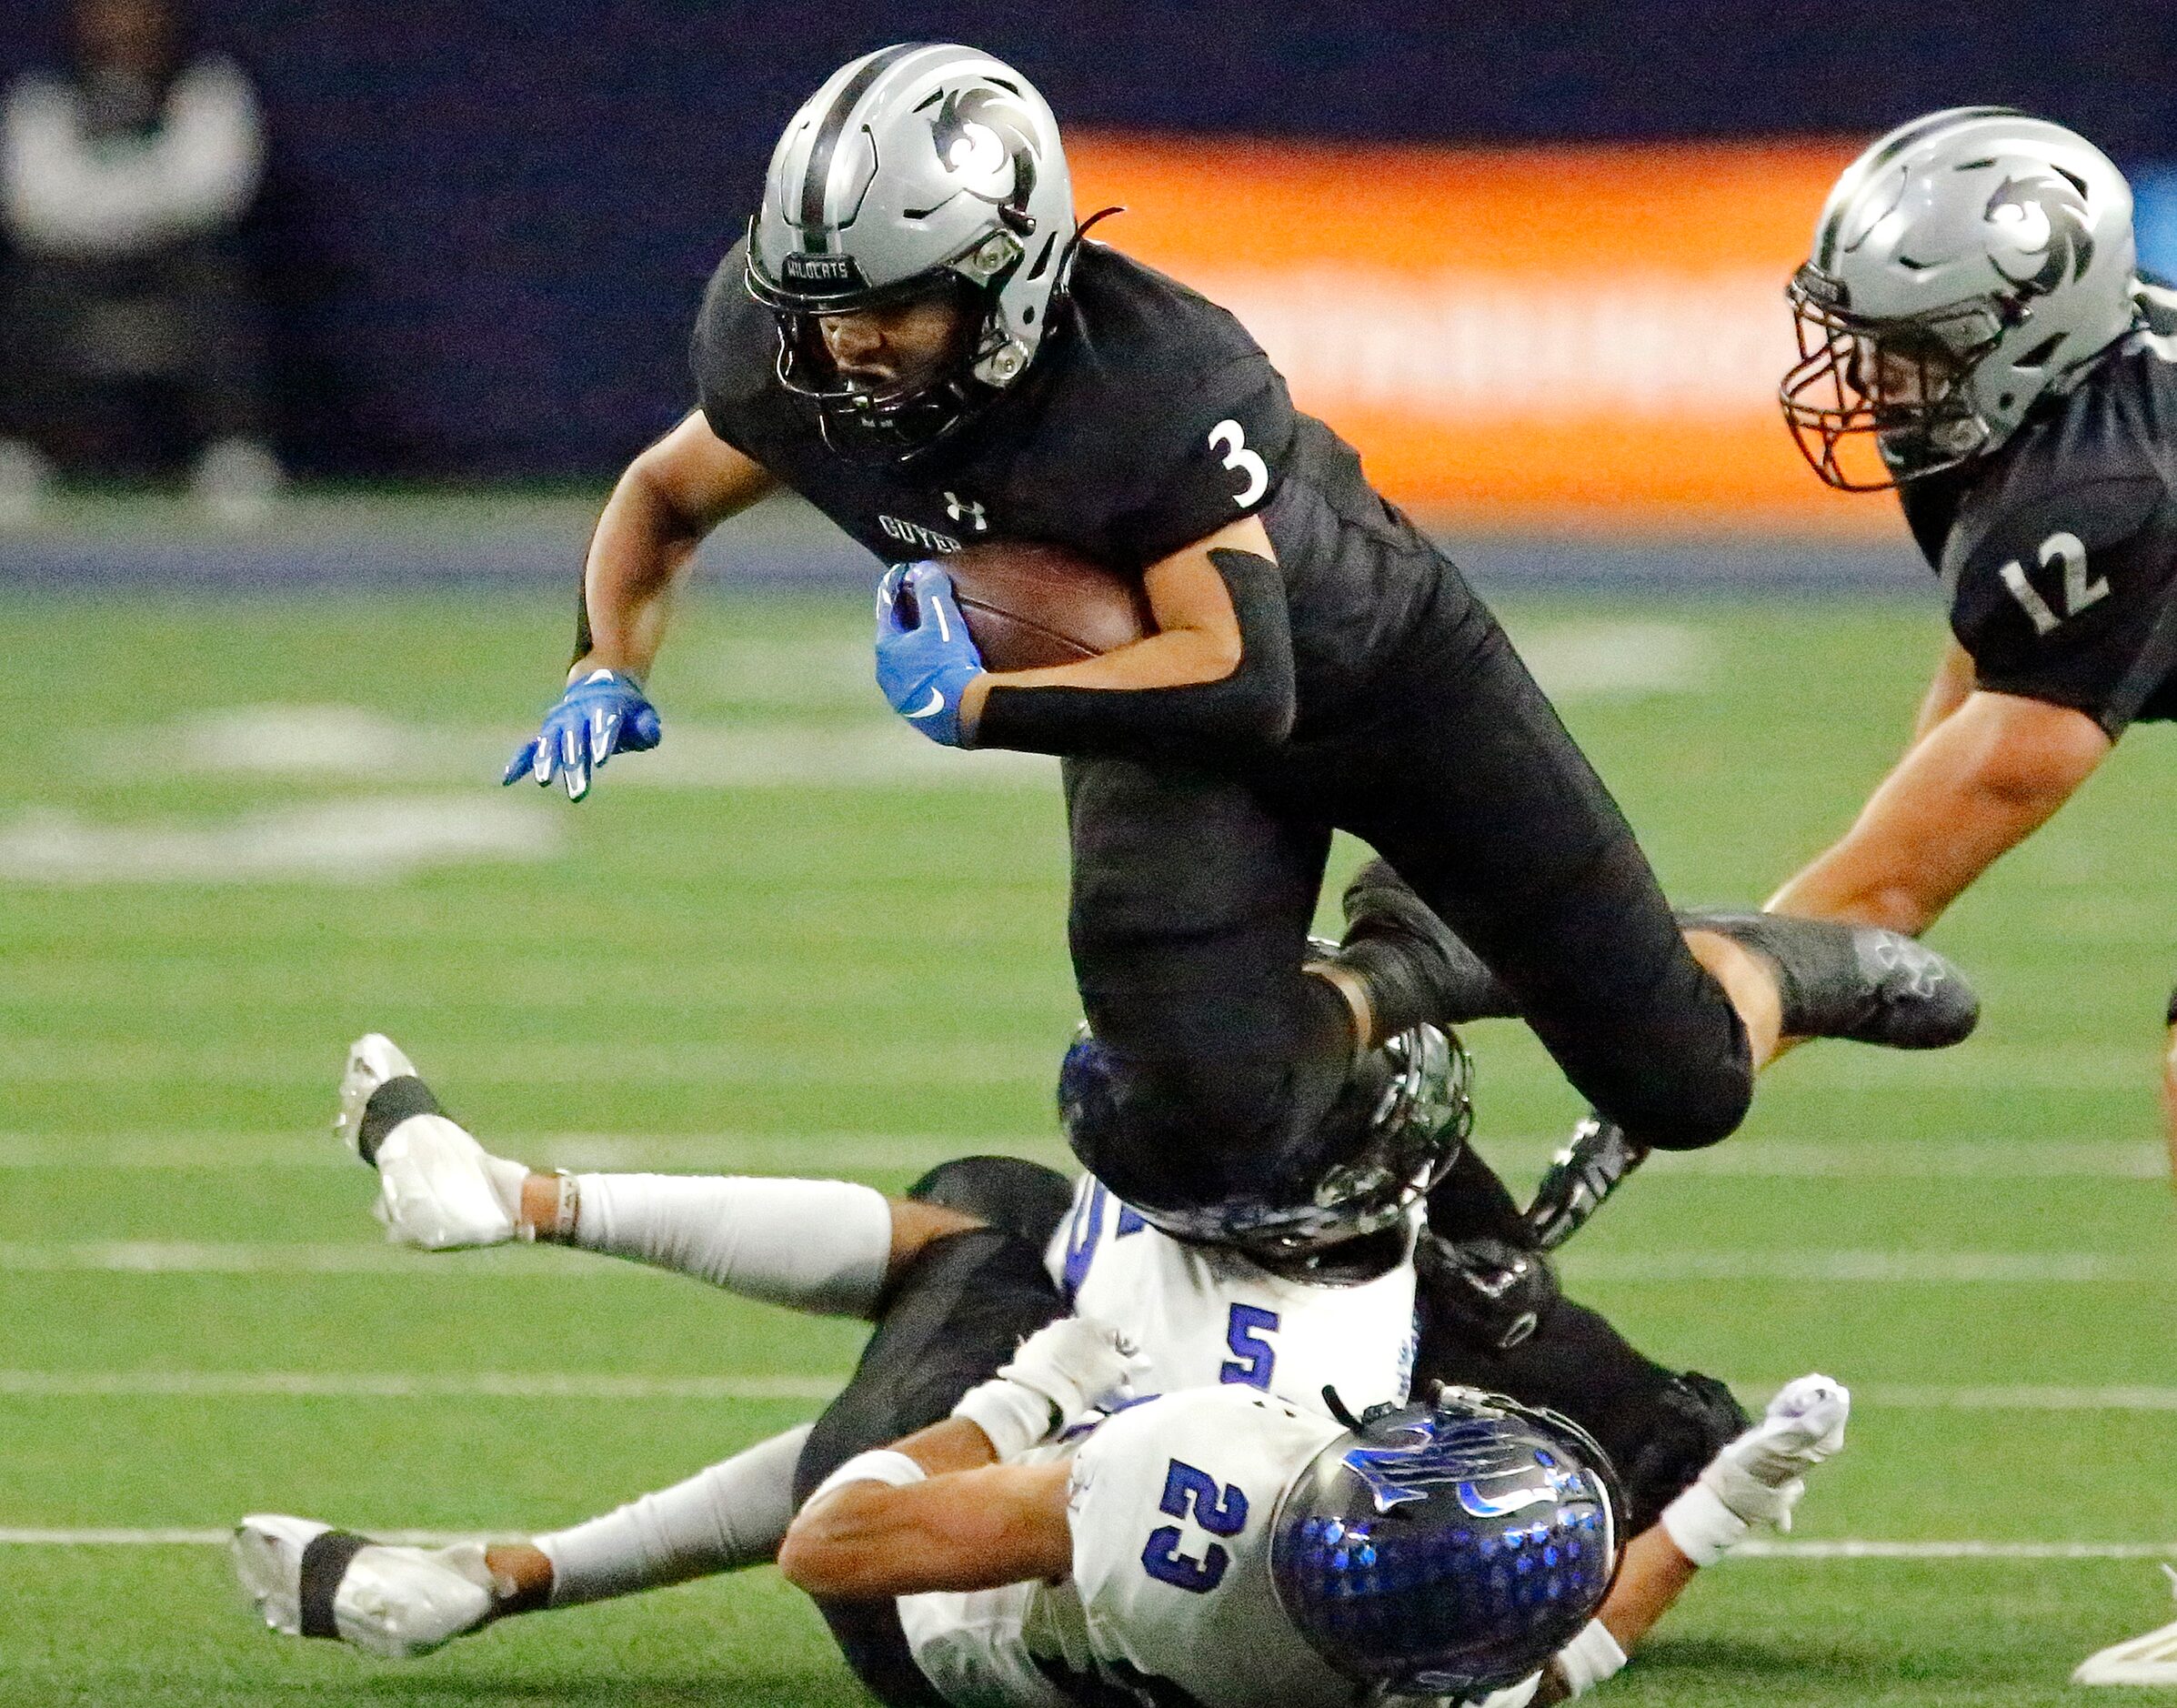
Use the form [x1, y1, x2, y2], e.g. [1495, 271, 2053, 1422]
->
[334, 1033, 527, 1248]
[2075, 1565, 2177, 1686]
[1708, 1373, 1851, 1531]
[234, 1513, 497, 1659]
[334, 1033, 419, 1164]
[374, 1114, 527, 1250]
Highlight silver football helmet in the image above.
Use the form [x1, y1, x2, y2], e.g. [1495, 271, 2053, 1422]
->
[745, 43, 1076, 457]
[1781, 107, 2139, 488]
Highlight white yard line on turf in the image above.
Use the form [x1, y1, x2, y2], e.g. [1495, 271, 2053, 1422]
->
[1, 1529, 2166, 1557]
[3, 1370, 2175, 1409]
[0, 1241, 2155, 1281]
[0, 1134, 2161, 1179]
[0, 1370, 839, 1400]
[5, 1043, 2168, 1091]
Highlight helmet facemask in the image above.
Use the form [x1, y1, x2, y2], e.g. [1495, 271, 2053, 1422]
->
[1782, 266, 2012, 490]
[1231, 1023, 1475, 1283]
[749, 226, 1033, 460]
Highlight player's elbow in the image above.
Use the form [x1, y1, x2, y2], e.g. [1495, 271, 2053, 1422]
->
[776, 1504, 868, 1600]
[1199, 648, 1296, 745]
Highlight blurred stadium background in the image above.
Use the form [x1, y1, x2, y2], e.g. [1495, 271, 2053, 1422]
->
[4, 5, 2175, 1704]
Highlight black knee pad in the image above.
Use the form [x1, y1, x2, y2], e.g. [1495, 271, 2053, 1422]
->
[907, 1155, 1076, 1252]
[1617, 1371, 1752, 1533]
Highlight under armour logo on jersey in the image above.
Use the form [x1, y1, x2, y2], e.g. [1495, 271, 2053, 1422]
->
[944, 491, 988, 531]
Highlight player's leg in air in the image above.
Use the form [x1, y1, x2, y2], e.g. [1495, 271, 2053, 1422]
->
[492, 45, 1977, 1249]
[238, 1037, 1094, 1666]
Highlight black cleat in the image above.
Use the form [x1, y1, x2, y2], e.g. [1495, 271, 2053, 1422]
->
[1338, 858, 1518, 1029]
[1678, 909, 1979, 1050]
[1524, 1114, 1650, 1250]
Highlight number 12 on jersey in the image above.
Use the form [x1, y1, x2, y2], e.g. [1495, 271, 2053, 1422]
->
[1997, 530, 2107, 635]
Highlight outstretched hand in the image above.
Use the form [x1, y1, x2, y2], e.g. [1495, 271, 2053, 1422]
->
[503, 668, 661, 800]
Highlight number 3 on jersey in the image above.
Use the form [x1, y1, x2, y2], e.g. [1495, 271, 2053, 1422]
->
[1141, 1461, 1249, 1592]
[1209, 418, 1269, 508]
[1998, 530, 2108, 635]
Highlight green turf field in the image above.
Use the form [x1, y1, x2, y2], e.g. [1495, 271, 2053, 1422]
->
[4, 584, 2174, 1706]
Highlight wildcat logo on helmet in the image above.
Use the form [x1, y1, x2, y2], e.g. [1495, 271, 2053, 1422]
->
[928, 86, 1042, 225]
[1983, 172, 2097, 296]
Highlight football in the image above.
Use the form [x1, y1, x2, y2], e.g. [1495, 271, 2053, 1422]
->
[937, 540, 1155, 671]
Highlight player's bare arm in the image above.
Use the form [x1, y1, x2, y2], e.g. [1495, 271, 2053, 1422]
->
[577, 408, 778, 680]
[1910, 636, 1977, 744]
[1766, 688, 2111, 935]
[506, 409, 779, 798]
[953, 513, 1269, 735]
[779, 1442, 1072, 1599]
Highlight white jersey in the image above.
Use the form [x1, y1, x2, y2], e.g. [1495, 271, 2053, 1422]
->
[1042, 1175, 1418, 1419]
[900, 1389, 1360, 1708]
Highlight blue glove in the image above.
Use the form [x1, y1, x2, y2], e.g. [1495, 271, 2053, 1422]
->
[875, 562, 984, 748]
[502, 667, 661, 801]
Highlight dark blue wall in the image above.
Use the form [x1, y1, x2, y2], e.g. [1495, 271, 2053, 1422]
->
[8, 2, 2173, 477]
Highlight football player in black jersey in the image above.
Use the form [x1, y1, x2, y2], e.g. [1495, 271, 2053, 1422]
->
[504, 44, 1972, 1236]
[1771, 108, 2177, 964]
[1770, 108, 2177, 1684]
[1528, 109, 2177, 1247]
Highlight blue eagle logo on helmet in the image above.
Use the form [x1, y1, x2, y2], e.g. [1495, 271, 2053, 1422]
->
[1343, 1420, 1590, 1515]
[1984, 171, 2095, 296]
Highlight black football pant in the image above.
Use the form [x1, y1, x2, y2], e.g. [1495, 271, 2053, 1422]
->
[792, 1159, 1073, 1708]
[1065, 556, 1751, 1217]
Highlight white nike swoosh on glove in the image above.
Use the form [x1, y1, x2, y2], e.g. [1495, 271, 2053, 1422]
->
[906, 688, 947, 719]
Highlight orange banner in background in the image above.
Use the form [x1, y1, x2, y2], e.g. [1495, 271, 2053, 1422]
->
[1068, 134, 1879, 532]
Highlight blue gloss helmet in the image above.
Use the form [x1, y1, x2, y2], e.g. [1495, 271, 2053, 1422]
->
[1269, 1386, 1625, 1699]
[1057, 1010, 1472, 1284]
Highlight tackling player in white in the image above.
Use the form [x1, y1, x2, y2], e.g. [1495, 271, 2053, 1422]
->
[234, 1031, 1849, 1703]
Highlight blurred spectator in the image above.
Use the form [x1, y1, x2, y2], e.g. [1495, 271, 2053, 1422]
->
[1, 0, 281, 525]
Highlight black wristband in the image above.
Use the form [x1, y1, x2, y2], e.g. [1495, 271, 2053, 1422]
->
[972, 548, 1295, 760]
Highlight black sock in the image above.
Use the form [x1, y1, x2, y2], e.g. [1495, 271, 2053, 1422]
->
[357, 1075, 444, 1167]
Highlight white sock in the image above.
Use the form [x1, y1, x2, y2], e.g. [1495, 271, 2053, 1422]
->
[536, 1422, 814, 1606]
[570, 1174, 892, 1315]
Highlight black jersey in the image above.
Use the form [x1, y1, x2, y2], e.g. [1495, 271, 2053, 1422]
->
[692, 239, 1445, 717]
[1899, 327, 2177, 737]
